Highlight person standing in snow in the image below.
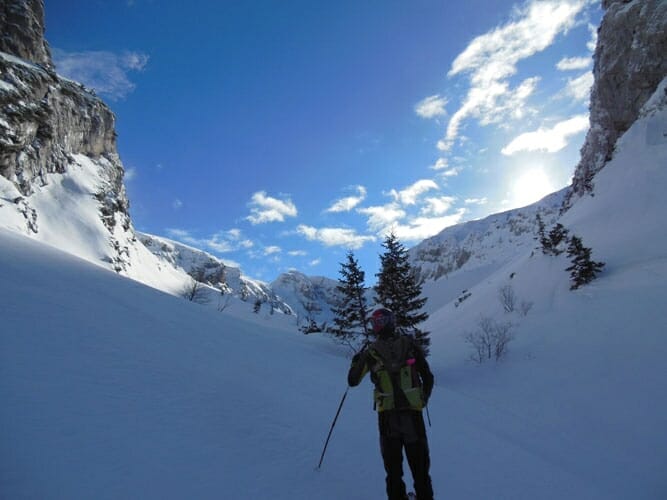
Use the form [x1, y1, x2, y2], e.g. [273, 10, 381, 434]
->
[348, 307, 434, 500]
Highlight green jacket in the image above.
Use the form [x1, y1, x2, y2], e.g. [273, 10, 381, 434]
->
[348, 335, 434, 412]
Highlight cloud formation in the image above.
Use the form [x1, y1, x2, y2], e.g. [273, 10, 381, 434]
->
[246, 191, 298, 224]
[421, 196, 457, 216]
[564, 71, 594, 102]
[358, 204, 407, 233]
[501, 114, 589, 155]
[390, 179, 439, 205]
[326, 186, 367, 213]
[436, 0, 588, 151]
[415, 95, 448, 118]
[166, 228, 253, 254]
[392, 209, 468, 242]
[430, 158, 448, 170]
[52, 49, 149, 100]
[264, 246, 281, 255]
[464, 197, 488, 205]
[556, 56, 592, 71]
[297, 225, 375, 249]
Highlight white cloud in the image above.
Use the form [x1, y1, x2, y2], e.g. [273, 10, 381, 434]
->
[430, 158, 448, 170]
[440, 166, 463, 178]
[437, 0, 588, 151]
[52, 48, 149, 100]
[392, 209, 468, 242]
[357, 204, 407, 233]
[586, 22, 598, 52]
[124, 167, 137, 181]
[172, 198, 183, 210]
[415, 95, 448, 119]
[564, 71, 593, 102]
[465, 197, 488, 205]
[421, 196, 457, 216]
[288, 250, 307, 257]
[264, 246, 281, 255]
[246, 191, 298, 224]
[297, 225, 375, 249]
[309, 258, 321, 267]
[326, 186, 367, 213]
[501, 114, 589, 155]
[166, 228, 254, 254]
[390, 179, 439, 205]
[556, 56, 591, 71]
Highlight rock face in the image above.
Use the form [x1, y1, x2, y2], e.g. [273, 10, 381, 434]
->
[567, 0, 667, 203]
[0, 0, 52, 69]
[1, 0, 131, 269]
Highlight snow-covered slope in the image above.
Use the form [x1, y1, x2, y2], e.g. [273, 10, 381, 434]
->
[409, 188, 565, 312]
[2, 91, 666, 496]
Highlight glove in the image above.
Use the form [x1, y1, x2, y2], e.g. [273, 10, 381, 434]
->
[352, 347, 367, 364]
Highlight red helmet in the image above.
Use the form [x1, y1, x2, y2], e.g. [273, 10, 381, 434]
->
[370, 308, 395, 335]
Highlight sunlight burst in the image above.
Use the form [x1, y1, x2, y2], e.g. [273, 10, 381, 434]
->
[511, 168, 555, 208]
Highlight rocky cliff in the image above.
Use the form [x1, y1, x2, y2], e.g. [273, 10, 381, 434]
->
[0, 0, 132, 271]
[567, 0, 667, 204]
[0, 0, 52, 70]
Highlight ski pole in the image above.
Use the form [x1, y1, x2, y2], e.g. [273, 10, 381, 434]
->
[426, 405, 432, 427]
[316, 386, 349, 470]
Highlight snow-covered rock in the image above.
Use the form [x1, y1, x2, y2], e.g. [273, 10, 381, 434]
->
[139, 232, 294, 316]
[271, 270, 341, 328]
[567, 0, 667, 203]
[410, 189, 565, 284]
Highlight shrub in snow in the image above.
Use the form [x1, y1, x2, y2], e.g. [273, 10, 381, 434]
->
[182, 278, 210, 304]
[565, 236, 606, 290]
[498, 284, 517, 313]
[519, 300, 533, 316]
[464, 316, 514, 364]
[454, 289, 472, 308]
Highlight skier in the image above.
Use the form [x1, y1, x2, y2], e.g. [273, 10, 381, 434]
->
[348, 307, 434, 500]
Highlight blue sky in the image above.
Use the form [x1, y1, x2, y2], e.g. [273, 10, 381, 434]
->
[45, 0, 602, 283]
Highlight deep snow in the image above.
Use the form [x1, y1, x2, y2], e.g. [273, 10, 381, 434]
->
[2, 101, 667, 498]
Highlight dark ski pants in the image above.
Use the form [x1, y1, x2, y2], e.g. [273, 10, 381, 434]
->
[378, 410, 434, 500]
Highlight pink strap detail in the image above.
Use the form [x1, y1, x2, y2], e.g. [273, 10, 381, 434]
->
[406, 358, 416, 366]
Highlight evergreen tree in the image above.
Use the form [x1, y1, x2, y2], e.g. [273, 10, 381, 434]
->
[330, 251, 370, 350]
[374, 233, 430, 354]
[565, 235, 605, 289]
[543, 223, 569, 255]
[535, 214, 549, 253]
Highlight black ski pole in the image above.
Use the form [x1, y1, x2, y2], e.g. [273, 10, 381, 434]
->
[316, 386, 349, 470]
[426, 405, 432, 427]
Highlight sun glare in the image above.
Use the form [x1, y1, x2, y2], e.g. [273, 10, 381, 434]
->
[511, 168, 555, 208]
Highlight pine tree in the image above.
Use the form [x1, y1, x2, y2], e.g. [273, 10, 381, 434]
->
[565, 235, 605, 289]
[535, 214, 549, 253]
[543, 223, 569, 255]
[374, 233, 430, 354]
[330, 251, 370, 350]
